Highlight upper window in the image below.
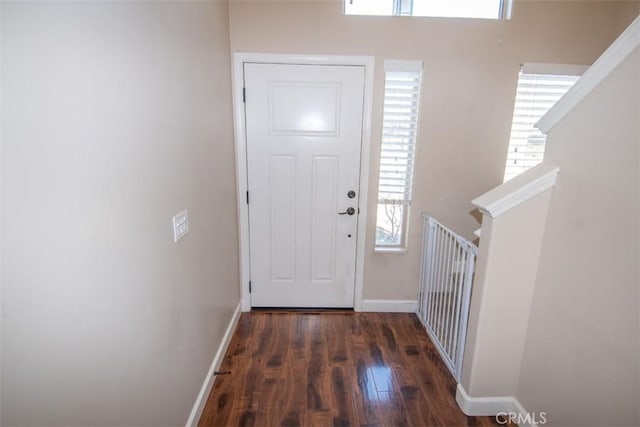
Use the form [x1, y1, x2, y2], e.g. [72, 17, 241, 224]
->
[375, 60, 423, 250]
[345, 0, 511, 20]
[503, 64, 586, 182]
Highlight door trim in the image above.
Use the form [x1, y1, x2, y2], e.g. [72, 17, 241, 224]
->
[232, 53, 375, 312]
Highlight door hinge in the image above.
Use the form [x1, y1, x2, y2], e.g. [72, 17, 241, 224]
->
[249, 281, 252, 293]
[242, 87, 246, 103]
[246, 191, 249, 204]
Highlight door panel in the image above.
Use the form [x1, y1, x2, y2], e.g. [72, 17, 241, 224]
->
[269, 82, 341, 135]
[269, 155, 296, 282]
[311, 156, 338, 282]
[244, 63, 365, 307]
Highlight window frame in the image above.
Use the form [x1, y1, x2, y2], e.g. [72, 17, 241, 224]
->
[375, 59, 423, 252]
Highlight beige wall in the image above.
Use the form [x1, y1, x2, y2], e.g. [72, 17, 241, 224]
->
[1, 1, 239, 425]
[229, 0, 635, 300]
[615, 1, 640, 32]
[515, 46, 640, 426]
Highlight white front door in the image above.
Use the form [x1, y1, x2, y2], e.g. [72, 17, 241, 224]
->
[244, 63, 365, 308]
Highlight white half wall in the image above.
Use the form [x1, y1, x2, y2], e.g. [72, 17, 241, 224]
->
[516, 44, 640, 427]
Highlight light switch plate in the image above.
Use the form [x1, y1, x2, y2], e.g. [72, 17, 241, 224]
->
[172, 210, 189, 242]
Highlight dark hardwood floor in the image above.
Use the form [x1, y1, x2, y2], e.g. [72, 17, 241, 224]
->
[199, 312, 508, 427]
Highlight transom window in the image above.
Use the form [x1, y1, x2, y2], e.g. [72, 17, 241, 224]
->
[345, 0, 511, 20]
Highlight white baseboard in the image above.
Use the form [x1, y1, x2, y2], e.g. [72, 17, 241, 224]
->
[513, 397, 539, 427]
[456, 384, 538, 427]
[185, 301, 242, 427]
[359, 299, 417, 313]
[456, 383, 515, 416]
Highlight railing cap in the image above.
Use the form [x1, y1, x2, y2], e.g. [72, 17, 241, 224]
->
[471, 164, 559, 219]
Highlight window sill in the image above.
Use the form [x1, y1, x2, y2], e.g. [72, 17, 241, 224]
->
[374, 246, 407, 254]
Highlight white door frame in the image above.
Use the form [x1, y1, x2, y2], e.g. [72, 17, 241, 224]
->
[232, 53, 375, 312]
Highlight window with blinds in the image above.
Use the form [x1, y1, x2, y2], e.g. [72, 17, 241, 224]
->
[375, 60, 423, 249]
[503, 66, 582, 182]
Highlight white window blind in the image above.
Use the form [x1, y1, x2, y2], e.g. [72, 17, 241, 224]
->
[376, 60, 423, 248]
[503, 70, 580, 182]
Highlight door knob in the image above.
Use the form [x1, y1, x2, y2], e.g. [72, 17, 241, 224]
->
[338, 207, 356, 216]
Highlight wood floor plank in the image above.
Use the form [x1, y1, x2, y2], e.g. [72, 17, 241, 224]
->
[328, 366, 357, 427]
[393, 363, 442, 426]
[327, 315, 349, 365]
[351, 356, 383, 426]
[254, 377, 286, 426]
[376, 391, 409, 427]
[307, 316, 329, 412]
[279, 358, 308, 426]
[199, 312, 510, 427]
